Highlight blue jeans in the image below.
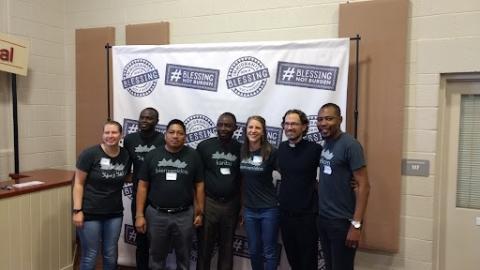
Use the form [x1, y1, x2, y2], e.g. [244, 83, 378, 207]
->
[77, 216, 123, 270]
[244, 207, 280, 270]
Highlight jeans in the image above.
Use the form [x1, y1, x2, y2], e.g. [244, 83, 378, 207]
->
[280, 211, 318, 270]
[244, 207, 280, 270]
[317, 218, 356, 270]
[146, 205, 194, 270]
[77, 216, 123, 270]
[197, 196, 240, 270]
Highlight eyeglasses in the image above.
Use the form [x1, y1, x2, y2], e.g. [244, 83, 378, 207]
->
[283, 122, 302, 127]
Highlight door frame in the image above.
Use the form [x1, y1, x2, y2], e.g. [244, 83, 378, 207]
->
[435, 72, 480, 270]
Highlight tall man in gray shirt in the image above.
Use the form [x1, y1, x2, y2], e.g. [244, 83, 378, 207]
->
[317, 103, 370, 270]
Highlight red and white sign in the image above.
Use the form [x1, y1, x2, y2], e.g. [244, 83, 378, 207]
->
[0, 32, 29, 76]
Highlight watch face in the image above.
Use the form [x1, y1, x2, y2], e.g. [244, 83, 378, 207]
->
[351, 220, 361, 229]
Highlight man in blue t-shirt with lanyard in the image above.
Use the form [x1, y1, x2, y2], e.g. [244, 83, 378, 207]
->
[317, 103, 370, 270]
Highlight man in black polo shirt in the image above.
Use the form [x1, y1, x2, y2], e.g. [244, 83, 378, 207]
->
[196, 112, 241, 270]
[135, 119, 205, 270]
[123, 107, 165, 270]
[278, 109, 322, 270]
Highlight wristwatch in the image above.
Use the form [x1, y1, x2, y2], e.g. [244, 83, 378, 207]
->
[72, 208, 83, 214]
[351, 220, 362, 229]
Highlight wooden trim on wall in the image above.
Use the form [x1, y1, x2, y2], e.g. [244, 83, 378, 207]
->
[75, 27, 115, 155]
[339, 0, 408, 252]
[125, 22, 170, 45]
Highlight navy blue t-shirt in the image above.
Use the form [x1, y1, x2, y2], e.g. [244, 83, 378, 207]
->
[240, 148, 278, 209]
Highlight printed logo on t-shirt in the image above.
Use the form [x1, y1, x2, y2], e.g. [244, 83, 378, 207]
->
[212, 151, 237, 167]
[155, 158, 189, 175]
[100, 163, 127, 179]
[320, 149, 334, 167]
[134, 145, 157, 161]
[240, 156, 264, 172]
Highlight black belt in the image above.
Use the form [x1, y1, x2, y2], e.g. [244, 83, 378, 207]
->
[150, 203, 190, 214]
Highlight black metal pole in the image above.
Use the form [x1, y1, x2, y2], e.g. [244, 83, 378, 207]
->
[11, 73, 19, 174]
[352, 34, 360, 139]
[105, 43, 112, 121]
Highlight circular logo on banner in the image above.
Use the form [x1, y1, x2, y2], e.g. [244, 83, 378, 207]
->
[184, 114, 216, 148]
[121, 58, 160, 97]
[226, 56, 270, 98]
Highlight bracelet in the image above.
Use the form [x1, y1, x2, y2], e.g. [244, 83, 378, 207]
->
[72, 209, 83, 214]
[135, 215, 144, 218]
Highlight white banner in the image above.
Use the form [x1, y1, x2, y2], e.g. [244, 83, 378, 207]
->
[113, 39, 350, 269]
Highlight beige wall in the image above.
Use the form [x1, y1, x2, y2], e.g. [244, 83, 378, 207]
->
[0, 0, 71, 179]
[1, 0, 480, 269]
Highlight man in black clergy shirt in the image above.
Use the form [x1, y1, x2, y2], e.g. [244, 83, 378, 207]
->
[135, 119, 205, 270]
[123, 107, 165, 270]
[196, 112, 242, 270]
[278, 109, 322, 270]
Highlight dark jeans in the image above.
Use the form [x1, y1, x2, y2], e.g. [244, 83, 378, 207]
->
[131, 189, 149, 270]
[244, 207, 280, 270]
[197, 196, 241, 270]
[146, 205, 194, 270]
[280, 210, 318, 270]
[317, 218, 356, 270]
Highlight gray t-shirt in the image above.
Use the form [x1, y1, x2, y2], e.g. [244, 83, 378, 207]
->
[318, 133, 365, 219]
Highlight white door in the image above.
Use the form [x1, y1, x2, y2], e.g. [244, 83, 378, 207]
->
[440, 79, 480, 270]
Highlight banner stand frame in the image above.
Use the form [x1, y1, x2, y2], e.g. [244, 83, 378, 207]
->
[103, 36, 361, 135]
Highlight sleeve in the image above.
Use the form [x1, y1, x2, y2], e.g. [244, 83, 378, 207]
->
[137, 152, 151, 182]
[347, 140, 366, 171]
[124, 148, 133, 174]
[76, 147, 94, 173]
[122, 134, 130, 149]
[195, 140, 206, 163]
[269, 147, 279, 170]
[193, 150, 204, 183]
[314, 142, 322, 168]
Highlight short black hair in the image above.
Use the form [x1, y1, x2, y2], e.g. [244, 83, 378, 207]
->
[320, 103, 342, 117]
[218, 112, 237, 124]
[142, 107, 159, 120]
[166, 119, 186, 133]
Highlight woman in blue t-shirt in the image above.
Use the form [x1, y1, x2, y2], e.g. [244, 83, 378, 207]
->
[72, 121, 131, 270]
[240, 115, 279, 270]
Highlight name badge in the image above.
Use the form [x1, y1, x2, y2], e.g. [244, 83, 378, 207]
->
[166, 172, 177, 181]
[220, 168, 231, 175]
[100, 158, 111, 166]
[323, 165, 332, 175]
